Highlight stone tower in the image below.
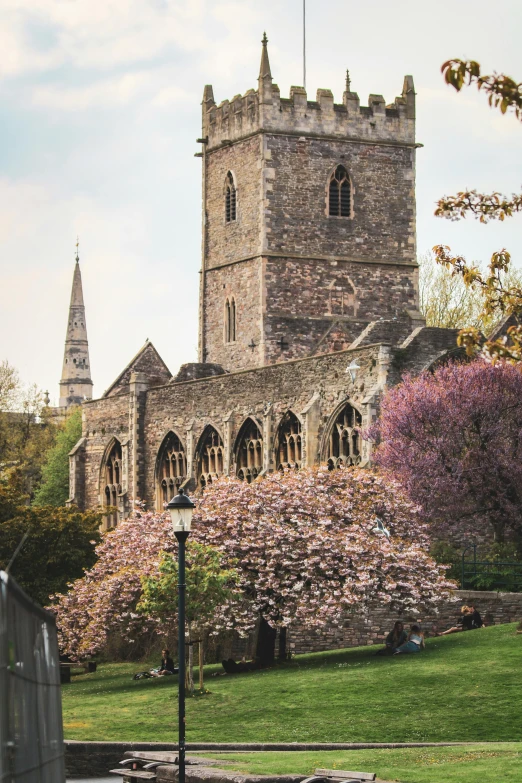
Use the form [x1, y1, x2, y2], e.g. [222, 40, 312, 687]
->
[198, 34, 422, 373]
[59, 244, 93, 408]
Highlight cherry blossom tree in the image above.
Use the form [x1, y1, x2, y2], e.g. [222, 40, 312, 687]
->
[52, 467, 454, 661]
[372, 360, 522, 549]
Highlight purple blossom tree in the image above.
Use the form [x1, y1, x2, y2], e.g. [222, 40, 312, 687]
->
[373, 360, 522, 547]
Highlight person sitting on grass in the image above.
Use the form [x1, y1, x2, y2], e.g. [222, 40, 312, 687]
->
[150, 649, 178, 677]
[393, 624, 425, 655]
[438, 605, 483, 636]
[376, 621, 408, 655]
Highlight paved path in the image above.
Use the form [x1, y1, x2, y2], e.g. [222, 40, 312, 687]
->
[67, 779, 114, 782]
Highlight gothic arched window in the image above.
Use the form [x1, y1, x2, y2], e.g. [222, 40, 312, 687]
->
[235, 418, 263, 482]
[156, 432, 187, 509]
[275, 411, 302, 471]
[225, 297, 236, 343]
[326, 403, 362, 469]
[196, 426, 225, 489]
[102, 439, 122, 530]
[225, 171, 237, 222]
[328, 165, 352, 217]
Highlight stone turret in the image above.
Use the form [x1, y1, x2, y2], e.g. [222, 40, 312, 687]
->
[59, 243, 93, 408]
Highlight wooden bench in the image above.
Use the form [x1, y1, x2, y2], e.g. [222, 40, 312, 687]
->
[302, 768, 376, 783]
[59, 660, 97, 683]
[109, 771, 156, 781]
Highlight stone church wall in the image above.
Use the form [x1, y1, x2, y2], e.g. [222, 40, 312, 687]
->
[205, 135, 262, 269]
[264, 134, 417, 263]
[202, 256, 263, 371]
[141, 342, 381, 509]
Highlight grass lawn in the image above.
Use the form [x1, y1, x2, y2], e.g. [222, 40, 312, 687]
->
[198, 745, 522, 783]
[61, 623, 521, 743]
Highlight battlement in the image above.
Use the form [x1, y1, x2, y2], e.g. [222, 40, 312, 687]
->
[202, 36, 415, 150]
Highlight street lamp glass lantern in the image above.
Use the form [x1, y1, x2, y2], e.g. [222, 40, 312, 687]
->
[346, 360, 361, 383]
[167, 488, 195, 533]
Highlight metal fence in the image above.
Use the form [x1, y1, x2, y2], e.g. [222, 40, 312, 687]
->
[461, 545, 522, 592]
[0, 571, 65, 783]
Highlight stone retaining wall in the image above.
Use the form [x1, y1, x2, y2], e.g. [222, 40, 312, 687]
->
[286, 590, 522, 655]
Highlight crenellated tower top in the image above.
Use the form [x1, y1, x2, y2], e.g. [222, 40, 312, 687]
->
[202, 34, 415, 151]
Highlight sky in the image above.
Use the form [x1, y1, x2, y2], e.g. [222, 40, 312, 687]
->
[0, 0, 521, 403]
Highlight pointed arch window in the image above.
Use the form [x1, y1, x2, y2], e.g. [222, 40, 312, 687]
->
[235, 418, 263, 482]
[156, 432, 187, 509]
[225, 297, 236, 343]
[326, 403, 362, 469]
[197, 426, 225, 489]
[102, 440, 122, 530]
[276, 411, 302, 471]
[225, 172, 237, 222]
[328, 165, 352, 217]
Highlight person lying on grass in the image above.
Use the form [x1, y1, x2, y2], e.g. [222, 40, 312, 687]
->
[438, 605, 483, 636]
[393, 624, 425, 655]
[376, 621, 408, 656]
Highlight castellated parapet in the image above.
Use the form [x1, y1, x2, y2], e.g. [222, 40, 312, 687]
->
[202, 40, 415, 151]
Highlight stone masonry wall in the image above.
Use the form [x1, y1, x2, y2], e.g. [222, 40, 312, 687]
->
[286, 590, 522, 654]
[264, 134, 416, 263]
[263, 255, 418, 364]
[202, 257, 263, 371]
[205, 136, 262, 270]
[141, 343, 382, 509]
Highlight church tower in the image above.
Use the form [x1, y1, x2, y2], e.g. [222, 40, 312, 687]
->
[59, 242, 93, 408]
[198, 34, 422, 372]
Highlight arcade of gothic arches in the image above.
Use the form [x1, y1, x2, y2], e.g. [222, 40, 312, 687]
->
[101, 403, 363, 518]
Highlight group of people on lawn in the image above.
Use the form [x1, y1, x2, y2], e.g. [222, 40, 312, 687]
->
[378, 605, 484, 656]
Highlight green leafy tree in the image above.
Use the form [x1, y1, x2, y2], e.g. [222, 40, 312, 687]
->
[433, 60, 522, 361]
[138, 542, 239, 692]
[0, 359, 58, 495]
[33, 408, 82, 507]
[0, 475, 102, 606]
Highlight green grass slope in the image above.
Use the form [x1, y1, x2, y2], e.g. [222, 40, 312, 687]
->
[62, 623, 521, 743]
[200, 745, 522, 783]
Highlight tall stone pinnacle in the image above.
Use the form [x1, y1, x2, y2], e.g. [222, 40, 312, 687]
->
[59, 242, 93, 409]
[259, 32, 272, 80]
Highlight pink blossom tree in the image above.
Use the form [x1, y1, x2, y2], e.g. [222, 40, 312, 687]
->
[372, 360, 522, 547]
[52, 467, 454, 661]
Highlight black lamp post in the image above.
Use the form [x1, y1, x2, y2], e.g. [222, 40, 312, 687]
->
[167, 488, 195, 783]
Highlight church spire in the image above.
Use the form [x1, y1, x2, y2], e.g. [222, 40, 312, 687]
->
[59, 239, 93, 409]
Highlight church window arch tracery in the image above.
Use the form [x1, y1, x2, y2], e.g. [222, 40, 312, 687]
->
[156, 431, 187, 509]
[328, 165, 353, 218]
[225, 171, 237, 223]
[234, 418, 263, 482]
[196, 425, 225, 489]
[325, 403, 362, 469]
[102, 439, 122, 530]
[275, 411, 302, 471]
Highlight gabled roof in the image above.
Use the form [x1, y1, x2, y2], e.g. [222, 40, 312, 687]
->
[487, 312, 520, 343]
[103, 340, 172, 398]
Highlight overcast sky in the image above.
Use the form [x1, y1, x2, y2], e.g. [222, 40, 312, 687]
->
[1, 0, 521, 403]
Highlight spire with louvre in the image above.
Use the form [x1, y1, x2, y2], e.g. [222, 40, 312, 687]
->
[59, 239, 93, 409]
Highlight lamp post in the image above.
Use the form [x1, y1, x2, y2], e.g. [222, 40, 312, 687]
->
[167, 488, 195, 783]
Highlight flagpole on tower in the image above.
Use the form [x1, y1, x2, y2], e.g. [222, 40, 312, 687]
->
[303, 0, 306, 90]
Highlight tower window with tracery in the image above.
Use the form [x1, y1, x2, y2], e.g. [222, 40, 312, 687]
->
[276, 411, 302, 471]
[157, 432, 187, 509]
[235, 419, 263, 482]
[225, 297, 236, 343]
[328, 165, 352, 217]
[225, 171, 237, 222]
[197, 426, 225, 489]
[326, 403, 362, 469]
[103, 440, 122, 529]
